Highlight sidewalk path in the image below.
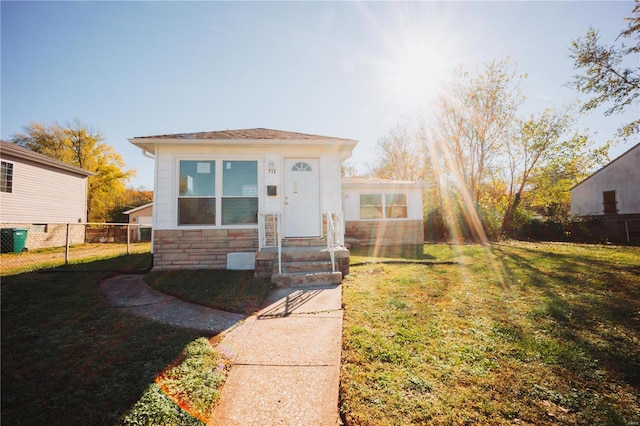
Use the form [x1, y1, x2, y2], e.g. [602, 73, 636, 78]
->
[99, 275, 344, 425]
[99, 274, 245, 336]
[210, 284, 343, 426]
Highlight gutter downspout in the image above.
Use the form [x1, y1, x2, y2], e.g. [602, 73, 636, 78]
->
[141, 148, 156, 264]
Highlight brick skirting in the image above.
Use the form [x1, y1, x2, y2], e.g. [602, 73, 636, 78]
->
[153, 228, 259, 269]
[345, 219, 424, 246]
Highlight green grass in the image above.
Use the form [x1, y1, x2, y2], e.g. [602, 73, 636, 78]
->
[0, 242, 152, 276]
[0, 255, 255, 425]
[145, 269, 272, 315]
[340, 242, 640, 425]
[123, 338, 228, 425]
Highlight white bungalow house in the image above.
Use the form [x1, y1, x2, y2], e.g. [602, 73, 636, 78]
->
[0, 140, 93, 250]
[129, 128, 357, 284]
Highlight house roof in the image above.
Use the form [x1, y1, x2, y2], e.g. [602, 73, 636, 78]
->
[570, 143, 640, 191]
[0, 140, 94, 177]
[123, 202, 153, 215]
[129, 128, 358, 155]
[134, 128, 356, 142]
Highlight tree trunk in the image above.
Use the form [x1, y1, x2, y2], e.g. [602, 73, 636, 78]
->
[501, 192, 522, 237]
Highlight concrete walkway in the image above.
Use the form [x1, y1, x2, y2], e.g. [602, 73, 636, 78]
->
[99, 274, 246, 336]
[210, 284, 343, 426]
[99, 275, 343, 425]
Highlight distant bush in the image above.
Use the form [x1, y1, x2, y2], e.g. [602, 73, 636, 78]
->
[512, 217, 609, 243]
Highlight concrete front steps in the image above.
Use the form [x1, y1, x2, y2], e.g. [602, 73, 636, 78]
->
[270, 240, 349, 287]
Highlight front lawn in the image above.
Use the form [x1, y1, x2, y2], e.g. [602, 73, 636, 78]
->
[340, 242, 640, 425]
[1, 255, 265, 425]
[144, 269, 272, 315]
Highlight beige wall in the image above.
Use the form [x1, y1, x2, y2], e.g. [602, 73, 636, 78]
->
[0, 155, 88, 224]
[571, 144, 640, 216]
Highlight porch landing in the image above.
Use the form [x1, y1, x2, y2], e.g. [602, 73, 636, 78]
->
[255, 241, 350, 287]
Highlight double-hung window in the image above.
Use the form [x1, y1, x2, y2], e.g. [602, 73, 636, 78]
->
[385, 193, 407, 218]
[222, 161, 258, 225]
[178, 160, 258, 226]
[178, 161, 216, 225]
[1, 161, 13, 193]
[359, 193, 407, 219]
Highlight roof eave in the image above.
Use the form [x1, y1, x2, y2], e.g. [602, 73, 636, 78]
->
[1, 141, 94, 177]
[129, 137, 358, 154]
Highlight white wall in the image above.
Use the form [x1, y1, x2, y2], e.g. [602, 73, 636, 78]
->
[342, 183, 424, 221]
[0, 157, 88, 223]
[571, 144, 640, 216]
[154, 144, 345, 230]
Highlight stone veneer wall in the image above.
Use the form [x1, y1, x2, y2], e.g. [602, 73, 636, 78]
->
[345, 219, 424, 246]
[153, 228, 258, 269]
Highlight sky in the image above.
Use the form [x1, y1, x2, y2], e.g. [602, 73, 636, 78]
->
[2, 1, 638, 190]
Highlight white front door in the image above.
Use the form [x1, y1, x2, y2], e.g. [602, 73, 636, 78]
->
[284, 158, 321, 237]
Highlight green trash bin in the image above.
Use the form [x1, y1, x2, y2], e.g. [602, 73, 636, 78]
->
[1, 228, 28, 253]
[139, 227, 151, 241]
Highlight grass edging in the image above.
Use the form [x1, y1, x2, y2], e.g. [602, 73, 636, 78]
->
[123, 338, 229, 425]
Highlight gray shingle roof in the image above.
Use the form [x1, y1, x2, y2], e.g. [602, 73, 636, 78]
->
[134, 128, 356, 142]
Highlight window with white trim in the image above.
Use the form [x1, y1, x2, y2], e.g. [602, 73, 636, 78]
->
[359, 193, 407, 219]
[177, 160, 258, 226]
[1, 161, 13, 193]
[178, 161, 216, 225]
[222, 160, 258, 225]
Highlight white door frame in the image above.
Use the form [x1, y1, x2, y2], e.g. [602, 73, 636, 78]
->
[283, 158, 321, 238]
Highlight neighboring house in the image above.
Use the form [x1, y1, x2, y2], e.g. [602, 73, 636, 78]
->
[570, 143, 640, 243]
[129, 128, 357, 281]
[342, 177, 424, 246]
[123, 202, 153, 241]
[0, 140, 93, 250]
[571, 143, 640, 216]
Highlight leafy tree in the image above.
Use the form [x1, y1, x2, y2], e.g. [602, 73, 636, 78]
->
[526, 135, 609, 220]
[501, 106, 579, 234]
[569, 2, 640, 138]
[107, 187, 153, 223]
[12, 120, 135, 222]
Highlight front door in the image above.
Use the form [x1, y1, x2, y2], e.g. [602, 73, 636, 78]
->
[284, 158, 321, 237]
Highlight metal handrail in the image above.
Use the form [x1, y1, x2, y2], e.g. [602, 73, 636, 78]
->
[258, 212, 282, 274]
[325, 211, 344, 273]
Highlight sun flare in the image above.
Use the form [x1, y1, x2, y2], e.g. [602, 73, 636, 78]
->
[378, 31, 454, 110]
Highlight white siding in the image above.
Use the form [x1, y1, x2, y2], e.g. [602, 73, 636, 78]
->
[571, 144, 640, 216]
[0, 158, 88, 223]
[342, 183, 424, 221]
[153, 143, 345, 230]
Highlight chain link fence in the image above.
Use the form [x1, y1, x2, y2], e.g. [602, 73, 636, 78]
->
[1, 223, 151, 275]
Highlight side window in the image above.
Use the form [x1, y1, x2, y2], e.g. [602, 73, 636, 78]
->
[360, 194, 383, 219]
[385, 194, 407, 218]
[1, 161, 13, 193]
